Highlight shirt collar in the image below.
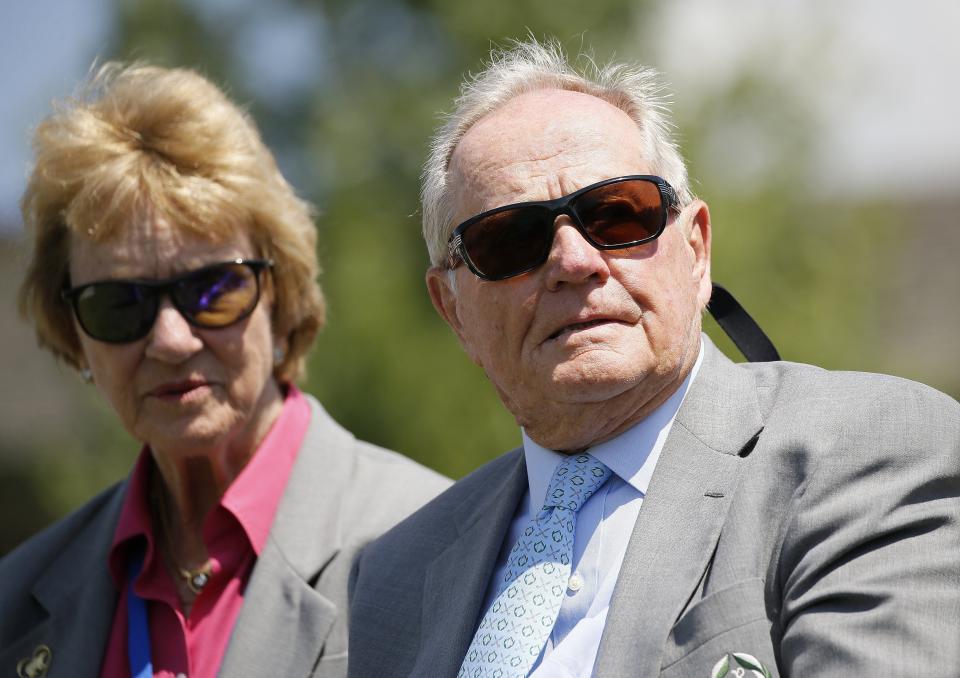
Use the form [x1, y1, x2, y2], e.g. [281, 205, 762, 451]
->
[217, 384, 311, 554]
[522, 342, 704, 512]
[108, 447, 156, 587]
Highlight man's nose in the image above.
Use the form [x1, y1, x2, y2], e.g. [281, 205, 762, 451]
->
[542, 216, 611, 290]
[144, 297, 204, 362]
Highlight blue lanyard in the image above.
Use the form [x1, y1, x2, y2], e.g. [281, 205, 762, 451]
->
[126, 550, 153, 678]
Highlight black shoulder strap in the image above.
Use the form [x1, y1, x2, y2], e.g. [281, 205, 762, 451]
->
[708, 283, 780, 362]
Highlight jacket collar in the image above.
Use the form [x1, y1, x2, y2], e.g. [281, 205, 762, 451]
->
[3, 485, 126, 678]
[219, 395, 355, 677]
[594, 336, 764, 676]
[410, 450, 528, 678]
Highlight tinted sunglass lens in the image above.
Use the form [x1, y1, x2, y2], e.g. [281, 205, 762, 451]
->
[452, 177, 672, 280]
[175, 263, 259, 327]
[462, 207, 554, 279]
[577, 180, 664, 245]
[75, 283, 157, 342]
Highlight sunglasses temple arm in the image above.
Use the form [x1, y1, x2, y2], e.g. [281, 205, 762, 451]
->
[707, 283, 781, 362]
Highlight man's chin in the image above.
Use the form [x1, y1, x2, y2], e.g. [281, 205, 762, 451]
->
[547, 358, 652, 399]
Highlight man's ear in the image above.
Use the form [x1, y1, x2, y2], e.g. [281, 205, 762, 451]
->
[426, 266, 476, 359]
[684, 200, 713, 311]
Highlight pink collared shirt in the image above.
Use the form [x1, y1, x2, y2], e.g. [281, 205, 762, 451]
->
[101, 386, 311, 678]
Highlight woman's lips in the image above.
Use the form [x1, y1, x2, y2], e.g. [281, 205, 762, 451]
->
[149, 380, 210, 400]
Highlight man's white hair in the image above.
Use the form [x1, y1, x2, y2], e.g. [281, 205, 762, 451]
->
[421, 36, 694, 268]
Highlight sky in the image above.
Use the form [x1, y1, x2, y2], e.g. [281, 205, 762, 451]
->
[0, 0, 113, 230]
[1, 0, 958, 233]
[649, 0, 960, 198]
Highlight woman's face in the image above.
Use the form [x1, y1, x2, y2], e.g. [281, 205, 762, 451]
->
[69, 214, 284, 460]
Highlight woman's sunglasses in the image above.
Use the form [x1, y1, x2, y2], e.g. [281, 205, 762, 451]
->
[61, 259, 273, 343]
[446, 175, 680, 281]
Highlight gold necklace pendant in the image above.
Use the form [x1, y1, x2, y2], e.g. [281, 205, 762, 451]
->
[179, 561, 214, 595]
[150, 471, 215, 597]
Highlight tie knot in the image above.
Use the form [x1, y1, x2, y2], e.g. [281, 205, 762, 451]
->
[542, 453, 613, 513]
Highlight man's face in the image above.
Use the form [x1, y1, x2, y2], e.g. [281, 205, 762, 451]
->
[427, 89, 712, 450]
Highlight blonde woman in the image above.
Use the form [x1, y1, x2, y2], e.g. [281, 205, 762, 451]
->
[1, 63, 447, 678]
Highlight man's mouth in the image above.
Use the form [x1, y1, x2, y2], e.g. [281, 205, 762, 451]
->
[547, 319, 613, 341]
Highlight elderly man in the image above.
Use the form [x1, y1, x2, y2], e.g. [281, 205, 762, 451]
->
[348, 40, 960, 677]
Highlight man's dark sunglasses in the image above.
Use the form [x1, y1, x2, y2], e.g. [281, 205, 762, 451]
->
[61, 259, 273, 343]
[446, 175, 680, 281]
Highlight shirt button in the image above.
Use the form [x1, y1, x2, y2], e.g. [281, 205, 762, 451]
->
[568, 572, 584, 593]
[176, 673, 187, 678]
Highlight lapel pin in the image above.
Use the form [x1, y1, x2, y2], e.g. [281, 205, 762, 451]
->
[16, 644, 52, 678]
[711, 651, 771, 678]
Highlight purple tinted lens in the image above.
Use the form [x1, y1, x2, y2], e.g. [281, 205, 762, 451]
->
[174, 263, 259, 327]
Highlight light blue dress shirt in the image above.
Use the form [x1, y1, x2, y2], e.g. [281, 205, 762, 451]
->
[479, 344, 704, 677]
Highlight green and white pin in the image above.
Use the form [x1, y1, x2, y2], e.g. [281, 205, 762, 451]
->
[710, 651, 772, 678]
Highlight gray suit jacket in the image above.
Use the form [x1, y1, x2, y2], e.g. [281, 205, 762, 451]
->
[0, 395, 450, 678]
[349, 338, 960, 677]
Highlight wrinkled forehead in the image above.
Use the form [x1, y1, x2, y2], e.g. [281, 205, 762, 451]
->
[447, 89, 649, 223]
[67, 206, 255, 282]
[66, 169, 252, 245]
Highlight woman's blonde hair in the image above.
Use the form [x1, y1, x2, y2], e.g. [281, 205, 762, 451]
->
[19, 62, 325, 383]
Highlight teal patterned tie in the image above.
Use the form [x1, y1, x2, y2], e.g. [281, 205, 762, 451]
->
[459, 453, 613, 678]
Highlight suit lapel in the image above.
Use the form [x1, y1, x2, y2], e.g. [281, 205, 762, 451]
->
[594, 339, 763, 677]
[409, 451, 527, 678]
[1, 485, 125, 678]
[217, 542, 337, 678]
[219, 396, 351, 678]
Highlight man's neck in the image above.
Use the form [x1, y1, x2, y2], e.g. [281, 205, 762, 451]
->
[521, 337, 704, 452]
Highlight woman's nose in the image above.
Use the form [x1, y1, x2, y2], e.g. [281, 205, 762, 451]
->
[143, 298, 204, 362]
